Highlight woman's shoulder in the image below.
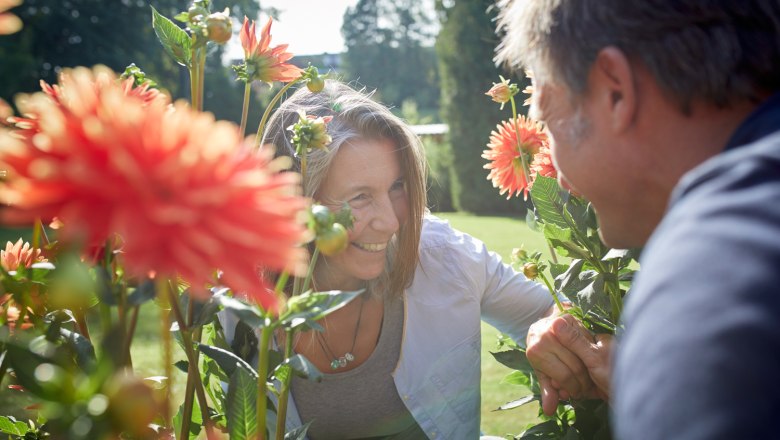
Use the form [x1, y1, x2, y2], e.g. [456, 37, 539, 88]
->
[420, 213, 484, 252]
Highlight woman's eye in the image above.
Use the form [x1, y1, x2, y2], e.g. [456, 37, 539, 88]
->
[390, 179, 405, 192]
[350, 193, 369, 203]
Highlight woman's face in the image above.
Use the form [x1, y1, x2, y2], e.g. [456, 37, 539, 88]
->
[313, 137, 408, 291]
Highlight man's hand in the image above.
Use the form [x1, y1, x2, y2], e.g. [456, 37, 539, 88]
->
[526, 313, 613, 415]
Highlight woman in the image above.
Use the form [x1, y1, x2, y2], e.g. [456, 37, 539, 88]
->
[257, 81, 558, 439]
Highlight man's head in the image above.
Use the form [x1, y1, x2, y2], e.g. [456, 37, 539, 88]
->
[497, 0, 780, 247]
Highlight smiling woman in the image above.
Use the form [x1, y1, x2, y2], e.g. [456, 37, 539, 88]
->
[258, 80, 558, 439]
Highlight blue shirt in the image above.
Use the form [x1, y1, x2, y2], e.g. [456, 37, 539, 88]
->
[614, 94, 780, 439]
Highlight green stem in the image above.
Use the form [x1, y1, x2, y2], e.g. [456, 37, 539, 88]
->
[300, 248, 319, 294]
[239, 82, 252, 137]
[156, 278, 173, 424]
[189, 52, 199, 110]
[197, 49, 206, 112]
[73, 308, 91, 342]
[510, 97, 532, 191]
[257, 321, 273, 440]
[168, 287, 214, 439]
[255, 79, 302, 149]
[274, 329, 295, 440]
[275, 271, 290, 294]
[538, 272, 565, 313]
[123, 306, 139, 369]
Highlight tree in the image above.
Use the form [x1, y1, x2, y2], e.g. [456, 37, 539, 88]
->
[436, 0, 524, 213]
[0, 0, 260, 109]
[341, 0, 440, 116]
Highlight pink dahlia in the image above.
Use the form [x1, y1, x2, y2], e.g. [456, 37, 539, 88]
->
[482, 115, 548, 199]
[530, 144, 557, 185]
[0, 239, 46, 271]
[239, 17, 303, 84]
[0, 66, 307, 309]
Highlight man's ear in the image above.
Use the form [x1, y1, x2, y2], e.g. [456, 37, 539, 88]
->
[591, 46, 637, 134]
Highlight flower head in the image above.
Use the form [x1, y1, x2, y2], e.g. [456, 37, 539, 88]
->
[0, 66, 307, 309]
[485, 76, 518, 109]
[237, 17, 302, 84]
[1, 239, 46, 271]
[530, 144, 557, 184]
[482, 115, 548, 199]
[0, 97, 12, 126]
[0, 0, 22, 35]
[289, 111, 333, 153]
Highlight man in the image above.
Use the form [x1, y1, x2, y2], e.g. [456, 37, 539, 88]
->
[495, 1, 780, 438]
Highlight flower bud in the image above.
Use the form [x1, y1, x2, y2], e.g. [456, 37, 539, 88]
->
[485, 81, 513, 104]
[307, 76, 325, 93]
[206, 9, 232, 44]
[512, 247, 528, 261]
[187, 5, 208, 23]
[522, 262, 539, 280]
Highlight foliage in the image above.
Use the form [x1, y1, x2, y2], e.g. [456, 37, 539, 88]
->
[436, 0, 526, 213]
[341, 0, 440, 116]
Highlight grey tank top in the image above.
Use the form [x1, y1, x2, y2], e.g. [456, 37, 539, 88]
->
[290, 297, 427, 440]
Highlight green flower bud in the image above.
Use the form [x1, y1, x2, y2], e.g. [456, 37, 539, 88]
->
[522, 262, 539, 280]
[206, 9, 232, 44]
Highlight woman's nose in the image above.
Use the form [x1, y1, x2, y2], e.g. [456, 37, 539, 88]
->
[369, 196, 400, 234]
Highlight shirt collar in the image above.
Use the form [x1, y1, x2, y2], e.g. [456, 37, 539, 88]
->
[724, 92, 780, 151]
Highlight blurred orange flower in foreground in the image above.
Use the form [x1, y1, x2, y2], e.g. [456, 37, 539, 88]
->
[482, 115, 548, 199]
[1, 239, 46, 271]
[0, 0, 22, 35]
[239, 16, 303, 84]
[0, 66, 307, 308]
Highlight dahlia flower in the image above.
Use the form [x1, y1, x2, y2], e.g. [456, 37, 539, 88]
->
[0, 98, 12, 125]
[482, 115, 548, 199]
[530, 144, 557, 185]
[485, 76, 518, 110]
[289, 111, 333, 153]
[238, 17, 302, 84]
[0, 0, 22, 35]
[0, 239, 46, 271]
[0, 66, 307, 309]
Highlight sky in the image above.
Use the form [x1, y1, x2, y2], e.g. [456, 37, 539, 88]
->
[228, 0, 360, 57]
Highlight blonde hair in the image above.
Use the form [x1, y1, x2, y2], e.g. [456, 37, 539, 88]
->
[263, 81, 427, 298]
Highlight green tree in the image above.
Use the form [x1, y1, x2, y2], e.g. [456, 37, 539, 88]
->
[0, 0, 260, 110]
[341, 0, 439, 116]
[436, 0, 524, 213]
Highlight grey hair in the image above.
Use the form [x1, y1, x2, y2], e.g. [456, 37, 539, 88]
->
[262, 80, 428, 298]
[496, 0, 780, 111]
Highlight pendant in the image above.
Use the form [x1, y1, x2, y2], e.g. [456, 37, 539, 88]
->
[344, 352, 355, 362]
[330, 359, 340, 369]
[338, 357, 348, 368]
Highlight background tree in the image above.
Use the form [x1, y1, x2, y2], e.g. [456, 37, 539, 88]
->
[341, 0, 440, 118]
[0, 0, 264, 125]
[436, 0, 524, 213]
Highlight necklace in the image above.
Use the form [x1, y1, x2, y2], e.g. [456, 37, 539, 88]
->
[316, 294, 366, 370]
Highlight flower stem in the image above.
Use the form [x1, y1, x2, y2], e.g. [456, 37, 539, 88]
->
[510, 97, 532, 192]
[239, 82, 252, 137]
[300, 248, 319, 294]
[255, 79, 301, 149]
[538, 272, 565, 313]
[257, 320, 273, 440]
[156, 278, 173, 424]
[274, 328, 295, 440]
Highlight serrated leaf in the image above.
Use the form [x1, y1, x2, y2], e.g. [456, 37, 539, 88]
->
[491, 349, 533, 372]
[501, 370, 532, 388]
[0, 416, 28, 435]
[493, 394, 537, 411]
[127, 279, 156, 306]
[151, 6, 191, 66]
[555, 259, 585, 294]
[199, 343, 258, 380]
[227, 367, 258, 440]
[284, 421, 312, 440]
[577, 273, 610, 316]
[174, 12, 190, 22]
[175, 359, 189, 373]
[282, 354, 322, 382]
[279, 289, 362, 330]
[215, 294, 264, 328]
[530, 176, 570, 229]
[173, 399, 203, 440]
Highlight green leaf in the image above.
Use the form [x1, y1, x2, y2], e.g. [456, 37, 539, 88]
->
[520, 419, 562, 438]
[282, 354, 322, 382]
[173, 399, 203, 440]
[501, 370, 532, 388]
[577, 273, 610, 316]
[0, 416, 28, 435]
[127, 279, 156, 306]
[279, 289, 363, 330]
[215, 293, 265, 328]
[601, 248, 630, 261]
[199, 343, 259, 380]
[59, 327, 96, 372]
[151, 6, 192, 67]
[493, 394, 537, 411]
[284, 421, 312, 440]
[227, 367, 258, 440]
[490, 349, 533, 372]
[174, 12, 190, 23]
[530, 176, 570, 229]
[175, 360, 190, 373]
[555, 259, 585, 295]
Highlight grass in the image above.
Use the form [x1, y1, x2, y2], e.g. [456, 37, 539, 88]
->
[435, 212, 551, 438]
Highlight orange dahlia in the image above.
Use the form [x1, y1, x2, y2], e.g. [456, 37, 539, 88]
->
[0, 66, 307, 309]
[0, 0, 22, 35]
[482, 115, 548, 199]
[0, 238, 46, 271]
[239, 17, 303, 84]
[530, 144, 557, 184]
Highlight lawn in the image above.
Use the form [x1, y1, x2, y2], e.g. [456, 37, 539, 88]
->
[434, 212, 551, 438]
